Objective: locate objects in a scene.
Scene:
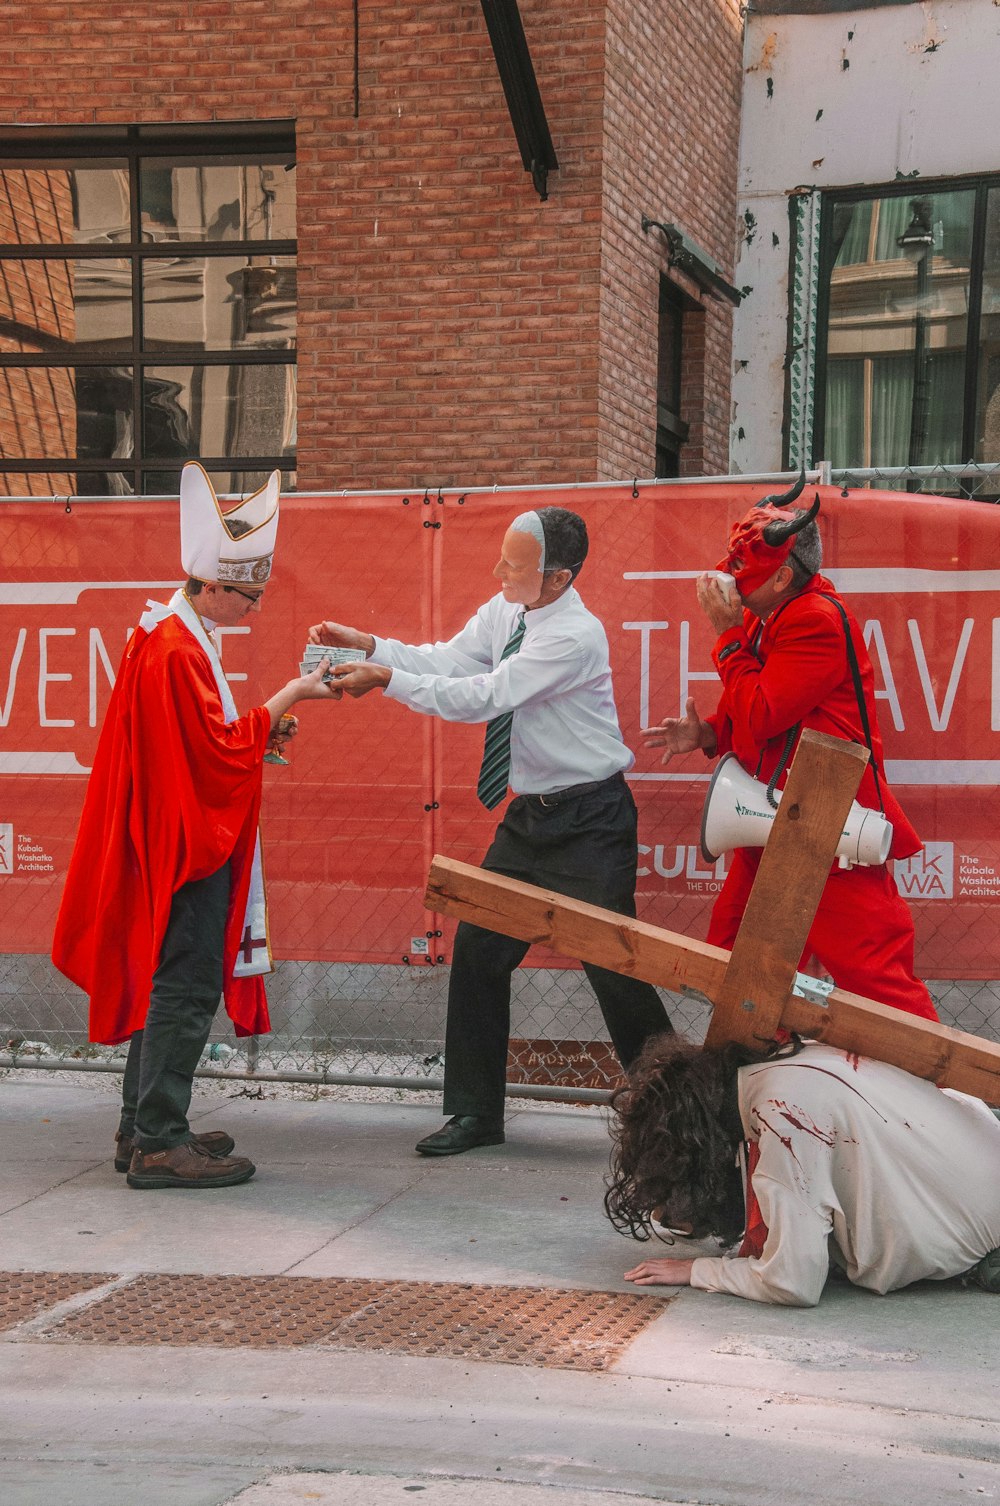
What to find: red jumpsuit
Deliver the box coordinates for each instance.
[706,574,937,1021]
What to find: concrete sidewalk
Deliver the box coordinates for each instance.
[1,1074,998,1506]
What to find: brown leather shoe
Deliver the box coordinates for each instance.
[114,1129,235,1173]
[126,1139,255,1190]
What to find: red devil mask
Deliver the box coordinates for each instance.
[717,473,821,595]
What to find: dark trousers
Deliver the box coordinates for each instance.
[442,774,673,1118]
[119,863,231,1151]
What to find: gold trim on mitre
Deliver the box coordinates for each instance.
[180,462,281,585]
[217,554,274,584]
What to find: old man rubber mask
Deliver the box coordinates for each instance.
[717,473,820,596]
[496,510,547,606]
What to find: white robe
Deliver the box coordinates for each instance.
[690,1043,1000,1307]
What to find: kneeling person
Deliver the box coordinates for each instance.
[606,1035,1000,1306]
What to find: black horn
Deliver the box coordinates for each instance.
[756,467,807,511]
[761,492,821,546]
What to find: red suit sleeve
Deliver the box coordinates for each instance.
[710,607,847,746]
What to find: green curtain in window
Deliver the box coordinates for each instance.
[824,360,864,469]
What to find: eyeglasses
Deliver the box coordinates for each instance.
[223,584,265,606]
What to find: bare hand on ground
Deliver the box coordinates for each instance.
[624,1257,694,1287]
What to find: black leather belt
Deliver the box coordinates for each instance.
[523,771,624,809]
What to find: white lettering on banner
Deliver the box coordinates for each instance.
[637,843,728,885]
[862,619,905,731]
[37,628,75,729]
[907,618,973,732]
[1,629,27,727]
[955,849,1000,900]
[0,581,177,607]
[894,843,954,900]
[0,826,55,876]
[623,567,1000,781]
[678,619,720,718]
[216,624,250,682]
[0,602,252,752]
[621,622,669,728]
[88,629,116,728]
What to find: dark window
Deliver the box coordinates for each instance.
[0,124,296,496]
[814,178,1000,475]
[655,278,690,478]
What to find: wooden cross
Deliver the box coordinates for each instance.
[424,729,1000,1106]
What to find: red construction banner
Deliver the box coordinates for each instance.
[1,482,999,980]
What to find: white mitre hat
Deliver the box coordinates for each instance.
[180,462,281,586]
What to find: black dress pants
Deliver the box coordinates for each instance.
[119,862,231,1151]
[442,774,673,1119]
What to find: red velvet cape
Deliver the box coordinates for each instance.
[52,613,272,1045]
[707,574,921,860]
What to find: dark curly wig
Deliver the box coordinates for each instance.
[604,1033,768,1245]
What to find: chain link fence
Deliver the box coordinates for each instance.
[830,461,1000,501]
[2,477,999,1097]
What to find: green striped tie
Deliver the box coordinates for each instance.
[477,613,526,809]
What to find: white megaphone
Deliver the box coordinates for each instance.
[700,753,893,868]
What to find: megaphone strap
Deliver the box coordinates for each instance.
[817,592,885,816]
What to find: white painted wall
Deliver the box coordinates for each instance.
[731,0,1000,472]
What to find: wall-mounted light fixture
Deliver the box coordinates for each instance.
[641,216,743,306]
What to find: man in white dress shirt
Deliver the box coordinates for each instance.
[606,1035,1000,1306]
[308,506,672,1155]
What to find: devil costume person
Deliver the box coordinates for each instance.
[704,478,937,1020]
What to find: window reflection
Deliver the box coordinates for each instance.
[0,469,77,497]
[142,364,296,460]
[976,190,1000,462]
[142,467,295,496]
[0,136,295,494]
[139,160,295,243]
[0,365,133,460]
[0,165,130,245]
[0,257,132,353]
[824,190,973,469]
[142,255,295,351]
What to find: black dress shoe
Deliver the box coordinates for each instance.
[415,1115,505,1157]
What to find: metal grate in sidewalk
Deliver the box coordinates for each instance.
[0,1271,113,1330]
[43,1273,672,1371]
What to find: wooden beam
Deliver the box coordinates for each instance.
[424,857,1000,1105]
[705,729,869,1048]
[424,856,732,999]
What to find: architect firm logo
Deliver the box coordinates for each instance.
[894,842,953,901]
[0,824,12,876]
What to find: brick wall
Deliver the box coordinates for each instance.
[0,0,742,489]
[599,0,744,478]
